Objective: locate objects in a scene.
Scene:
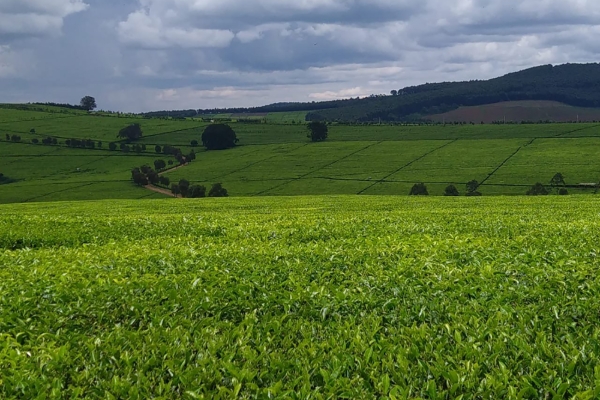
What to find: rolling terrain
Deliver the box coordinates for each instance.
[2,105,600,203]
[426,101,600,123]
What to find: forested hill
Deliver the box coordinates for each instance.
[143,63,600,121]
[307,63,600,122]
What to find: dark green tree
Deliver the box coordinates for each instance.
[189,185,207,198]
[202,124,238,150]
[550,173,566,188]
[171,184,181,196]
[154,160,167,171]
[307,121,328,142]
[159,176,170,187]
[409,183,428,196]
[191,140,199,147]
[109,142,117,151]
[208,183,228,197]
[117,123,143,141]
[466,180,482,196]
[155,145,162,153]
[179,179,190,197]
[80,96,97,111]
[527,182,549,196]
[444,184,459,196]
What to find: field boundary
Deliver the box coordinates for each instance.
[357,139,457,195]
[554,124,600,137]
[479,138,536,186]
[255,141,383,196]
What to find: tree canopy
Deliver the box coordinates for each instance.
[80,96,97,112]
[118,123,143,141]
[307,121,328,142]
[202,124,238,150]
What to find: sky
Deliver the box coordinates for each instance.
[1,0,599,113]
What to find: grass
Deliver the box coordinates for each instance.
[2,196,600,398]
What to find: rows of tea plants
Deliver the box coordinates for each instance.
[2,196,600,398]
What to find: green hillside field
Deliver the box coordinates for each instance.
[2,196,600,398]
[2,106,600,203]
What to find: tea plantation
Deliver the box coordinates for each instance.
[2,196,600,398]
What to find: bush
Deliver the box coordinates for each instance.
[444,184,459,196]
[559,188,569,195]
[109,142,117,151]
[527,182,549,196]
[31,138,39,144]
[155,145,162,153]
[208,183,228,197]
[202,124,238,150]
[409,183,428,196]
[191,140,199,147]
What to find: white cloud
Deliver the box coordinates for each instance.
[118,10,234,48]
[0,0,88,38]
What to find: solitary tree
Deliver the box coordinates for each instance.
[550,173,566,188]
[80,96,97,112]
[466,180,482,196]
[202,124,238,150]
[409,183,428,196]
[390,90,398,96]
[154,159,167,171]
[307,121,328,142]
[527,182,549,196]
[117,123,143,141]
[444,184,460,196]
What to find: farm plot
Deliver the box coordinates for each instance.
[1,196,600,398]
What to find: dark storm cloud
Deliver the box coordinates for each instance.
[1,0,600,111]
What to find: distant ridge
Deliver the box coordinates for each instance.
[143,63,600,122]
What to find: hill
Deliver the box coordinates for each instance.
[2,105,600,203]
[2,196,600,397]
[426,100,600,123]
[141,63,600,122]
[306,63,600,122]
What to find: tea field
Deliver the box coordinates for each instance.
[2,196,600,398]
[3,106,600,203]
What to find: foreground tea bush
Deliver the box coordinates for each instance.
[1,196,600,399]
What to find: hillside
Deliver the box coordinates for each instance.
[306,63,600,122]
[2,106,600,203]
[426,100,600,123]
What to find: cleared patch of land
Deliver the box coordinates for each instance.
[427,100,600,123]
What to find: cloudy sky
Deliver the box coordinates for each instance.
[1,0,599,112]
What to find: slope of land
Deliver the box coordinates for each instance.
[2,196,600,397]
[305,63,600,122]
[426,100,600,123]
[3,106,600,203]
